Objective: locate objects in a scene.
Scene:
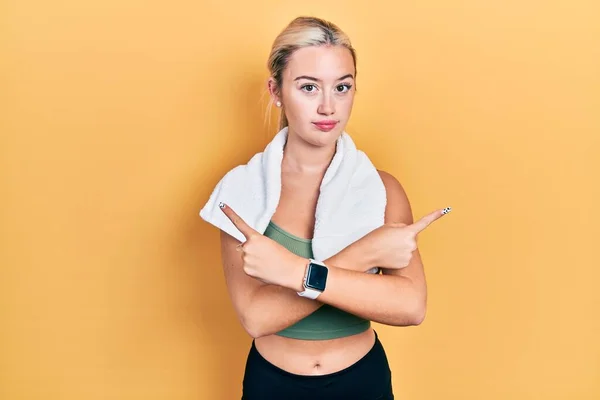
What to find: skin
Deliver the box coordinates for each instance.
[218,44,450,375]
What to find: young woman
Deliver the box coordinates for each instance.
[217,16,450,400]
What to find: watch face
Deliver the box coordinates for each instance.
[306,263,328,291]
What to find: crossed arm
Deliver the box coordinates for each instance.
[219,170,427,338]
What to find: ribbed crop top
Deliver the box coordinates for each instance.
[263,220,371,340]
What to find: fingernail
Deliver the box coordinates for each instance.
[219,202,225,209]
[442,207,452,215]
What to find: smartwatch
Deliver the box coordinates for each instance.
[297,259,329,300]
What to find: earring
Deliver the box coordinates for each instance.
[276,101,282,107]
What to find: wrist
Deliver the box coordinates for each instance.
[284,256,309,292]
[346,237,380,272]
[364,234,383,270]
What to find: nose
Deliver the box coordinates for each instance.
[317,92,335,116]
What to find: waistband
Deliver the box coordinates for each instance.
[249,330,383,381]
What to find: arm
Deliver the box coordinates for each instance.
[220,228,377,338]
[283,170,428,327]
[219,170,439,337]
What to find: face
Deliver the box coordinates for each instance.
[270,45,356,147]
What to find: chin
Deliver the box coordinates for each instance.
[306,130,342,147]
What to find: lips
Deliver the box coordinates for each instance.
[313,121,338,132]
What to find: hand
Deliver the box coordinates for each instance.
[219,202,306,290]
[364,207,451,270]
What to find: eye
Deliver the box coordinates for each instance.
[301,84,317,93]
[335,84,352,93]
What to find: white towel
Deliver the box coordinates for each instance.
[199,127,387,271]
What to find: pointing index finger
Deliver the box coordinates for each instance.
[219,202,257,239]
[408,207,452,234]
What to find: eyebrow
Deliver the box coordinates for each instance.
[294,74,354,82]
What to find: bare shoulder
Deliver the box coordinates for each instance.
[377,169,414,225]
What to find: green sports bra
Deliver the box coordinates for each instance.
[263,220,371,340]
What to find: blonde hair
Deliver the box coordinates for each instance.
[266,16,357,131]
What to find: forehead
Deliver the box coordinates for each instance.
[284,45,355,81]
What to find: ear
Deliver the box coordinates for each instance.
[267,77,280,104]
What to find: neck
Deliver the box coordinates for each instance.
[281,126,338,175]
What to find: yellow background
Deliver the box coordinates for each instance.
[2,1,599,399]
